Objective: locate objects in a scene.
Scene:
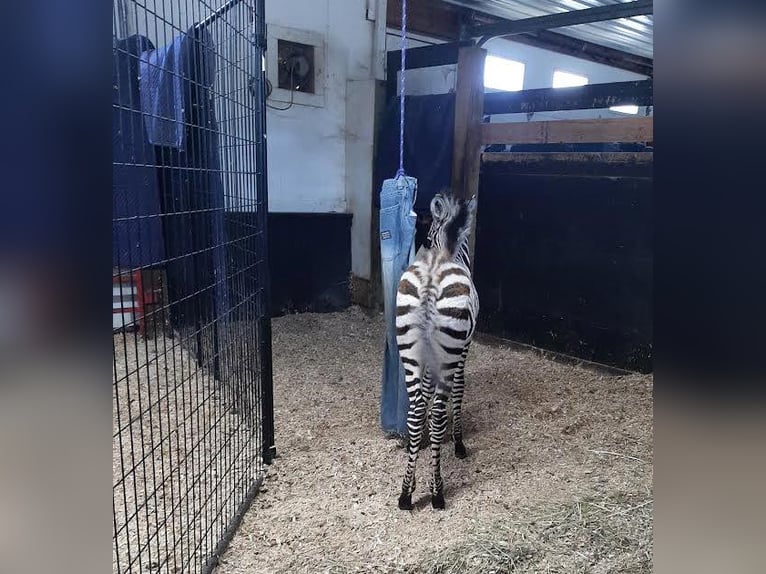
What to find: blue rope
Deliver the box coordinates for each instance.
[396,0,407,178]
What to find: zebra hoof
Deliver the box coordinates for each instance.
[454,441,467,459]
[431,492,445,510]
[398,492,413,510]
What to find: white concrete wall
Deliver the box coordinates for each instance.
[345,79,377,279]
[265,0,375,214]
[266,1,380,281]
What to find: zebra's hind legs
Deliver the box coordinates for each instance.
[398,477,415,510]
[452,356,469,460]
[429,393,449,510]
[431,489,445,510]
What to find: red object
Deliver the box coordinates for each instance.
[112,270,142,333]
[113,269,164,334]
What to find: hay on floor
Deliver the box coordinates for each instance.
[215,307,653,573]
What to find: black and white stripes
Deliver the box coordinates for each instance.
[395,192,479,510]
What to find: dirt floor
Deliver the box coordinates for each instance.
[215,307,653,574]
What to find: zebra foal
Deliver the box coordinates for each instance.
[395,192,479,510]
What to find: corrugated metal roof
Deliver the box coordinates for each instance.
[443,0,653,58]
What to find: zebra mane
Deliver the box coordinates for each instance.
[428,191,476,264]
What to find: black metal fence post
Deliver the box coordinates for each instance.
[254,0,276,465]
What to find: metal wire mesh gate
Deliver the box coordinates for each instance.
[112,1,273,572]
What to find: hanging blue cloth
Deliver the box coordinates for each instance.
[379,0,416,438]
[112,34,165,269]
[379,175,417,437]
[141,27,229,373]
[138,30,212,150]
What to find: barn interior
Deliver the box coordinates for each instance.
[112,1,654,572]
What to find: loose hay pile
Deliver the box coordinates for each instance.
[414,493,652,573]
[215,307,653,573]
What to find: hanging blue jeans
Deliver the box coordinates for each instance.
[379,175,417,437]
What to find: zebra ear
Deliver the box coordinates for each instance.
[467,196,478,215]
[431,195,446,220]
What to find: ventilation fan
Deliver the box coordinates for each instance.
[248,45,314,101]
[277,40,315,94]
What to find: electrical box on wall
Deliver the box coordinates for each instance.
[267,25,325,108]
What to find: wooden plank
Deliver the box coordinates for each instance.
[481,152,653,177]
[482,152,653,164]
[387,0,463,41]
[451,47,486,199]
[386,41,473,73]
[483,80,653,115]
[450,46,486,267]
[480,117,653,145]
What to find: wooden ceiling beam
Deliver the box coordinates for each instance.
[386,0,463,41]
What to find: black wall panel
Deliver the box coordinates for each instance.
[227,212,352,317]
[475,158,652,372]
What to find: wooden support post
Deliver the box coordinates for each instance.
[450,46,486,267]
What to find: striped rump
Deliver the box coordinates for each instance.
[394,192,479,510]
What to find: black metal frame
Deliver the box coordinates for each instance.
[484,79,653,115]
[195,0,252,30]
[468,0,654,45]
[384,1,654,89]
[504,29,653,77]
[253,0,276,468]
[383,42,652,116]
[112,0,273,572]
[432,0,653,75]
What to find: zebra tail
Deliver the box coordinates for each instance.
[420,289,443,392]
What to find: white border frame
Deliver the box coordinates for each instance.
[266,24,326,108]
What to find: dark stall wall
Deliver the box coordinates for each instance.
[370,93,456,307]
[374,93,455,213]
[226,212,352,317]
[474,156,653,373]
[372,89,652,372]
